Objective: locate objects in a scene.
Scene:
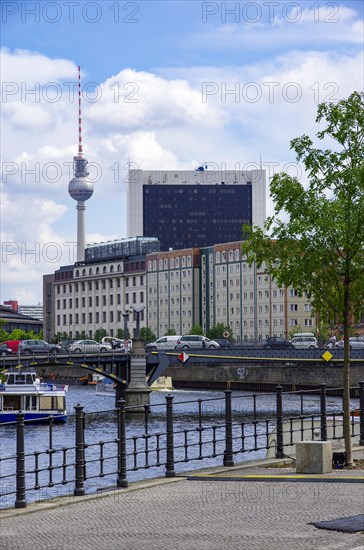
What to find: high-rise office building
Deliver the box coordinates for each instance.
[127,169,266,251]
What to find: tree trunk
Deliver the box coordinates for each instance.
[342,283,352,466]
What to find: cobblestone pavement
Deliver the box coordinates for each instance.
[1,465,363,550]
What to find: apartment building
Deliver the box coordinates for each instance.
[43,237,159,341]
[146,242,317,340]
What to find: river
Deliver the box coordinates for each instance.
[0,386,358,509]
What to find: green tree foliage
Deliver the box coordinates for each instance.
[139,327,156,343]
[116,329,126,340]
[206,323,232,340]
[242,91,364,465]
[165,328,177,336]
[94,328,107,342]
[189,325,203,335]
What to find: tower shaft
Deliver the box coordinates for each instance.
[76,201,86,262]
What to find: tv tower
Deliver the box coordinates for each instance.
[68,66,94,263]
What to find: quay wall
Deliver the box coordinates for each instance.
[165,362,364,391]
[16,360,364,391]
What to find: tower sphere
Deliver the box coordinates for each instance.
[68,175,94,201]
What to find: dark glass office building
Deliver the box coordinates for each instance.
[143,184,252,251]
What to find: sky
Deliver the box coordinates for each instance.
[1,0,363,305]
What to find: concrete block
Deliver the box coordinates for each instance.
[295,441,332,474]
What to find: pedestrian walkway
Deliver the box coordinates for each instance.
[1,449,363,550]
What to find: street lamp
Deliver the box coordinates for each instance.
[129,304,145,338]
[121,310,130,339]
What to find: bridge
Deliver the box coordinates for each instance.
[2,346,363,393]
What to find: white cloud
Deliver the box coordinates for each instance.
[1,40,363,303]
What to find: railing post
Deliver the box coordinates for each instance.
[276,385,284,458]
[117,399,128,487]
[15,412,26,508]
[74,404,85,496]
[320,383,327,441]
[359,380,364,446]
[165,395,175,477]
[224,389,234,466]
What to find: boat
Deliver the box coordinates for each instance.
[149,376,174,391]
[95,375,174,396]
[0,370,68,424]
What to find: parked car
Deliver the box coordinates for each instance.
[213,339,231,349]
[290,336,318,349]
[349,336,364,349]
[58,340,76,352]
[0,340,21,353]
[174,335,220,350]
[68,340,111,353]
[18,340,61,354]
[145,335,182,351]
[262,337,295,349]
[101,336,128,351]
[0,343,12,356]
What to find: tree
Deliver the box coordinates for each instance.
[189,325,203,335]
[139,327,156,343]
[206,323,232,340]
[165,328,177,336]
[242,91,364,466]
[94,328,107,342]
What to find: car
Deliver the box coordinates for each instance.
[174,335,220,350]
[213,339,231,349]
[349,336,364,349]
[145,335,182,351]
[0,340,22,353]
[58,340,77,352]
[67,340,111,353]
[290,336,318,349]
[0,343,12,356]
[262,337,295,349]
[18,340,61,354]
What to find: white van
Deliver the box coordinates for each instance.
[291,332,316,338]
[290,335,318,349]
[145,335,182,351]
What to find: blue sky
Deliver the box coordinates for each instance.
[1,0,363,304]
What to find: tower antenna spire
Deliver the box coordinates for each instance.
[68,64,94,263]
[78,65,83,157]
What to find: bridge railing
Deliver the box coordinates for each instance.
[0,382,363,509]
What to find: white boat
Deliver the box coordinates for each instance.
[266,416,360,458]
[0,370,68,424]
[95,375,174,396]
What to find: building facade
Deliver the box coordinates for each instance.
[43,237,159,341]
[127,169,266,250]
[146,242,317,340]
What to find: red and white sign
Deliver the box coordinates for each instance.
[178,351,189,364]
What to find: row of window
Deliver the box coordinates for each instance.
[148,255,193,271]
[56,276,144,295]
[57,310,145,326]
[75,265,122,277]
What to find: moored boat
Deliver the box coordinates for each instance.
[0,370,68,424]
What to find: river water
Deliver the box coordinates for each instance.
[0,386,358,509]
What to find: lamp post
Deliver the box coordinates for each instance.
[130,305,145,338]
[121,311,130,340]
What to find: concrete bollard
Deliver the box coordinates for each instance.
[295,441,332,474]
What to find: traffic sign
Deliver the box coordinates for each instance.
[178,351,189,364]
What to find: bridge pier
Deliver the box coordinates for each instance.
[123,338,151,412]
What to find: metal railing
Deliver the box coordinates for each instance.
[0,382,363,509]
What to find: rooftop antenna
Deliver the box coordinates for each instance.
[68,65,94,262]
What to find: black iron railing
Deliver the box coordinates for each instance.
[0,382,363,509]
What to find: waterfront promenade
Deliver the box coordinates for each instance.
[1,449,363,550]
